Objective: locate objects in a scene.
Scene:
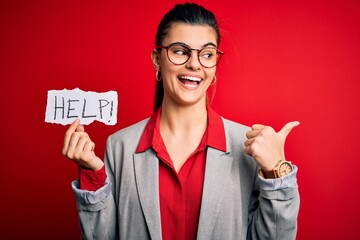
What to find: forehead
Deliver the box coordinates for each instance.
[163,23,218,47]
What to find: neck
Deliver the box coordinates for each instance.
[160,100,208,135]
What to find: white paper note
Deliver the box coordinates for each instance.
[45,88,118,125]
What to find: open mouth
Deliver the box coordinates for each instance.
[178,75,202,88]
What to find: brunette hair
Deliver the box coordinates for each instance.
[153,2,221,112]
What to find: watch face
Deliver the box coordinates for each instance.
[278,162,293,177]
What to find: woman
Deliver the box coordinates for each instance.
[63,3,300,240]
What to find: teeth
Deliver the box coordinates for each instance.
[179,76,202,82]
[184,83,198,88]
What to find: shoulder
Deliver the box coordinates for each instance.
[222,117,250,142]
[107,118,150,145]
[221,117,253,158]
[221,117,258,180]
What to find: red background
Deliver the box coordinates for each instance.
[1,0,359,239]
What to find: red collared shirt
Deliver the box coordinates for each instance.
[136,106,226,240]
[79,106,226,240]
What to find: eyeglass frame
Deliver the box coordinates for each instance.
[156,42,224,68]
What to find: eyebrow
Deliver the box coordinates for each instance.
[202,42,217,48]
[171,41,218,49]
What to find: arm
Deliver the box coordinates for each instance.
[244,121,300,239]
[63,119,117,240]
[72,176,117,240]
[247,166,300,240]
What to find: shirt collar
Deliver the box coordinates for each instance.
[136,105,226,153]
[207,106,227,152]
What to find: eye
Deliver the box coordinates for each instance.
[171,46,190,56]
[202,52,213,59]
[200,49,216,59]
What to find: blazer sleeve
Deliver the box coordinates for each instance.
[247,166,300,240]
[71,136,118,240]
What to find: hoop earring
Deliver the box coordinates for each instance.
[156,70,162,82]
[210,75,217,85]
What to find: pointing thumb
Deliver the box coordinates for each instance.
[279,121,300,140]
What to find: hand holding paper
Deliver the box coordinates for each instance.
[62,118,104,171]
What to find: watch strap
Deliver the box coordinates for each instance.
[260,168,277,179]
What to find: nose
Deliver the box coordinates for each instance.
[186,50,201,70]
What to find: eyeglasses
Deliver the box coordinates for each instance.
[156,42,224,68]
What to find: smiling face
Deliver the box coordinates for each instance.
[153,23,218,108]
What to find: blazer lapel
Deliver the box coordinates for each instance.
[197,147,234,239]
[133,149,162,240]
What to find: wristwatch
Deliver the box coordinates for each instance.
[260,160,293,179]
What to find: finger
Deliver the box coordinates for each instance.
[76,124,85,133]
[64,132,80,157]
[246,130,260,139]
[66,132,89,158]
[244,146,251,156]
[82,142,103,170]
[73,136,88,159]
[252,124,266,130]
[278,121,300,139]
[244,145,256,157]
[76,135,89,151]
[63,118,80,155]
[244,138,255,147]
[83,141,95,154]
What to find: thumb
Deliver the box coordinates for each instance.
[278,121,300,140]
[76,123,85,132]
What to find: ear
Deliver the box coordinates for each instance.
[151,49,160,71]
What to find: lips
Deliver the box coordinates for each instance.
[178,75,203,89]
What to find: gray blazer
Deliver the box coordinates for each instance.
[72,118,299,240]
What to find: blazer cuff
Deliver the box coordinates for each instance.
[72,176,111,205]
[258,165,298,191]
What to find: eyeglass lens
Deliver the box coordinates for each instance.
[167,44,220,68]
